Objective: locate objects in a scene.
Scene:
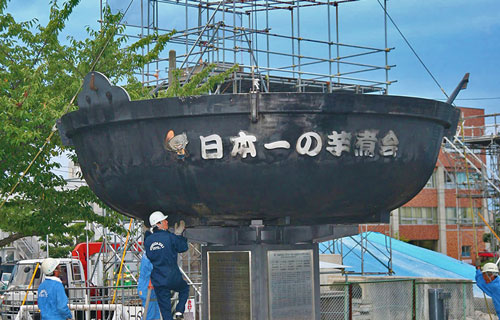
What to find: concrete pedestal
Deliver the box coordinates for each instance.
[186,223,357,320]
[202,243,320,320]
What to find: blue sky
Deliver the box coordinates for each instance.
[5,0,500,116]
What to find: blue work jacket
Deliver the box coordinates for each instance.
[145,228,188,288]
[476,269,500,315]
[37,277,72,320]
[138,255,157,300]
[138,255,161,320]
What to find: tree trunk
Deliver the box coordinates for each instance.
[0,232,25,248]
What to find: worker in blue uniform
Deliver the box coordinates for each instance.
[138,253,161,319]
[145,211,189,320]
[37,258,73,320]
[476,262,500,316]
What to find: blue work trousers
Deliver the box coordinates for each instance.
[155,280,190,320]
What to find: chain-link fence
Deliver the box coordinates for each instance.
[321,279,414,320]
[473,294,498,320]
[321,283,350,320]
[414,280,473,320]
[1,277,498,320]
[320,278,498,320]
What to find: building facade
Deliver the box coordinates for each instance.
[362,107,490,265]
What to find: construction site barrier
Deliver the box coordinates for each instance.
[1,279,497,320]
[0,284,200,320]
[320,278,497,320]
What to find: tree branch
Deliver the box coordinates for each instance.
[0,232,25,248]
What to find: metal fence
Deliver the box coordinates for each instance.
[320,279,498,320]
[473,294,498,320]
[0,284,200,320]
[320,279,414,320]
[1,279,498,320]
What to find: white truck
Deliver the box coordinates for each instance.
[0,258,86,320]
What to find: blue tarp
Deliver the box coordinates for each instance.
[320,232,483,296]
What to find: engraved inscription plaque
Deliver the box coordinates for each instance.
[208,251,251,320]
[268,250,314,320]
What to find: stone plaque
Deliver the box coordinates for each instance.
[208,251,251,320]
[268,250,314,320]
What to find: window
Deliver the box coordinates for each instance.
[446,208,458,224]
[5,250,15,262]
[444,171,456,189]
[462,246,471,257]
[425,171,436,188]
[9,263,43,288]
[446,207,481,225]
[399,207,437,225]
[59,264,69,287]
[444,171,482,190]
[72,262,82,281]
[455,172,482,189]
[461,208,473,224]
[1,272,10,283]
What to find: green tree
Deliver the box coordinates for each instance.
[0,0,235,256]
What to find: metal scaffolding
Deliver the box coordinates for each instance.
[319,229,394,276]
[103,0,394,276]
[439,113,500,255]
[460,113,500,252]
[105,0,393,94]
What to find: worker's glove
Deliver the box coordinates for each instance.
[174,220,185,235]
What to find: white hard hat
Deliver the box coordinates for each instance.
[482,262,499,274]
[149,211,168,226]
[41,258,60,276]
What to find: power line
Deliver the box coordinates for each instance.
[436,97,500,102]
[455,97,500,101]
[376,0,450,101]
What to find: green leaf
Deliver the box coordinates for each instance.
[0,1,237,250]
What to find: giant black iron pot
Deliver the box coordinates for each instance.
[58,72,459,227]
